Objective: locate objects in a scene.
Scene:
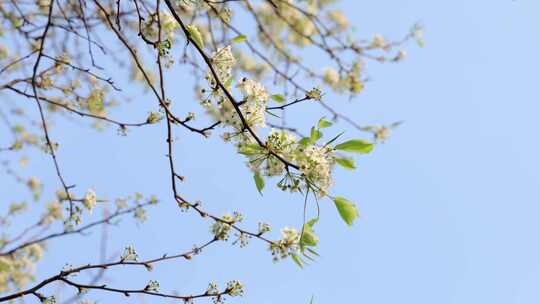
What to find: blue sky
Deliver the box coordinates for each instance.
[3,0,540,303]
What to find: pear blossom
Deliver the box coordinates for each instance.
[82,189,97,212]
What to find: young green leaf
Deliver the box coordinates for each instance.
[238,144,262,156]
[317,117,333,129]
[299,137,312,146]
[335,157,356,170]
[301,224,319,247]
[253,171,265,195]
[271,94,286,103]
[310,127,323,142]
[306,217,318,228]
[335,139,374,154]
[186,24,204,49]
[301,218,319,247]
[333,196,359,226]
[231,35,247,43]
[291,253,304,268]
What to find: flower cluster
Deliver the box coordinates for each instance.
[206,282,220,295]
[140,12,180,42]
[41,296,56,304]
[0,243,44,293]
[202,46,269,140]
[200,45,362,197]
[145,280,160,292]
[86,89,106,116]
[258,222,271,235]
[27,176,42,200]
[236,78,269,128]
[207,45,236,85]
[269,227,300,262]
[296,145,336,196]
[146,111,163,124]
[82,189,97,212]
[263,130,298,176]
[42,201,63,224]
[242,128,338,196]
[211,212,243,241]
[121,245,139,262]
[233,232,250,248]
[322,64,364,94]
[134,206,147,223]
[226,280,244,297]
[257,1,316,47]
[327,10,349,30]
[65,206,84,229]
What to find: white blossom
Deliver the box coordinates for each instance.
[41,296,56,304]
[209,45,236,83]
[121,245,139,262]
[206,282,219,295]
[226,280,244,297]
[236,78,269,128]
[211,214,234,240]
[323,68,340,87]
[262,130,297,176]
[296,145,335,196]
[370,33,386,49]
[145,280,160,292]
[82,189,97,212]
[269,227,301,262]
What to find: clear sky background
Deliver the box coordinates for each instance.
[3,0,540,303]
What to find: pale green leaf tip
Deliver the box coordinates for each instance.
[271,94,285,103]
[291,253,304,268]
[253,172,264,196]
[231,35,247,43]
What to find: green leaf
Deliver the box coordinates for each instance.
[291,253,304,268]
[333,196,359,226]
[310,127,322,142]
[271,94,286,103]
[186,24,204,49]
[317,117,333,129]
[306,217,318,228]
[300,218,319,248]
[253,171,265,195]
[299,137,312,146]
[231,34,247,43]
[309,296,315,304]
[301,225,319,247]
[335,157,356,170]
[335,139,374,154]
[238,144,262,156]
